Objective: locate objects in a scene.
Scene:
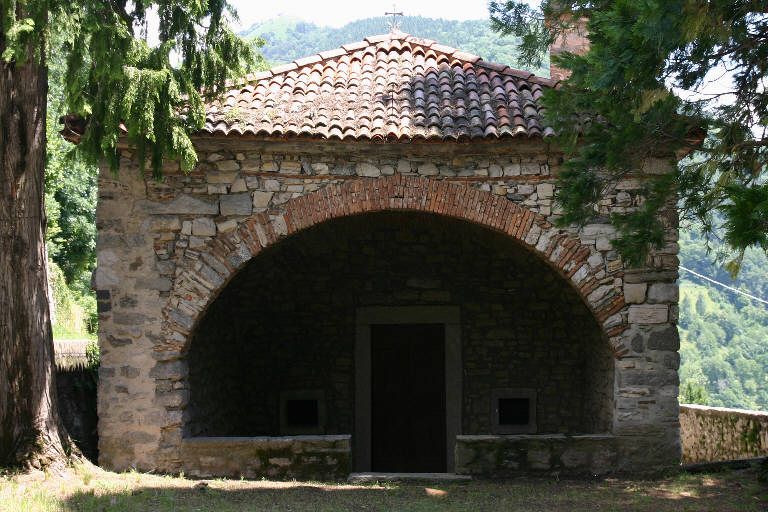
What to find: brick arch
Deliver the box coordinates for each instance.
[161,175,629,359]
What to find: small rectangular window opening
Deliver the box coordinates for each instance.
[280,390,326,435]
[498,397,530,426]
[491,388,536,434]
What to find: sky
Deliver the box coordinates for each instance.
[226,0,493,31]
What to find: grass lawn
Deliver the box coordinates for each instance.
[1,463,766,512]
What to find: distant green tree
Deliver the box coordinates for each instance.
[680,380,708,406]
[489,0,768,272]
[695,295,708,316]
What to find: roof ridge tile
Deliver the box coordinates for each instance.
[342,40,369,52]
[293,55,322,67]
[318,47,346,60]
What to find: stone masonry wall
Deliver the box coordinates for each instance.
[186,212,612,438]
[180,436,351,480]
[95,138,681,474]
[680,404,768,463]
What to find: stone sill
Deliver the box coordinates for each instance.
[182,435,351,444]
[457,433,615,441]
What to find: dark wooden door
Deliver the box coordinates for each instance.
[371,323,446,472]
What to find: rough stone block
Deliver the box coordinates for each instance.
[230,178,248,193]
[216,219,238,233]
[207,184,228,195]
[93,267,120,288]
[646,325,680,351]
[215,160,240,171]
[517,184,534,195]
[536,183,554,198]
[596,237,612,251]
[149,215,181,232]
[647,283,678,304]
[261,161,279,172]
[281,161,301,173]
[624,283,647,304]
[263,179,280,191]
[356,163,381,177]
[418,163,438,175]
[134,194,219,215]
[207,171,239,184]
[503,163,521,176]
[192,218,216,237]
[252,191,274,209]
[628,305,668,324]
[220,193,253,216]
[239,159,260,172]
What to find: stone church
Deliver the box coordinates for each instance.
[75,30,682,478]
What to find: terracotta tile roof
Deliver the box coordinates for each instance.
[205,30,557,141]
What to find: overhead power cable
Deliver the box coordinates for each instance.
[679,265,768,305]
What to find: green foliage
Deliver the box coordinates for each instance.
[490,0,768,270]
[45,28,97,296]
[2,0,261,179]
[678,228,768,411]
[240,15,548,76]
[48,261,96,340]
[680,380,708,406]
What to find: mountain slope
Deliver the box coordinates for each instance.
[678,229,768,410]
[240,15,549,77]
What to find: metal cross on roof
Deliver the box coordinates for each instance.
[385,4,403,32]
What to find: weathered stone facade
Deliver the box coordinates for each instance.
[95,138,681,477]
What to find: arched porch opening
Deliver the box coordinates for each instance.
[184,211,613,473]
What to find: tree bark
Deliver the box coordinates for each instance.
[0,9,72,469]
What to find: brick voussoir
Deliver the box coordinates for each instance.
[596,296,626,322]
[566,260,590,279]
[605,324,630,338]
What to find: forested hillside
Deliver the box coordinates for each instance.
[45,16,767,411]
[239,16,549,76]
[678,229,768,410]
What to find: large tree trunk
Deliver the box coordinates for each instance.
[0,10,71,469]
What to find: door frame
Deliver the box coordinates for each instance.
[355,306,462,473]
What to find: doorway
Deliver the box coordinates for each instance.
[355,306,461,473]
[371,323,446,472]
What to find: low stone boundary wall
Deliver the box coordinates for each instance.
[680,404,768,463]
[180,435,351,480]
[455,434,619,477]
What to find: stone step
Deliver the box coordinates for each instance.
[347,472,471,483]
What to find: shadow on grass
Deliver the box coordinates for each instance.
[58,472,768,512]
